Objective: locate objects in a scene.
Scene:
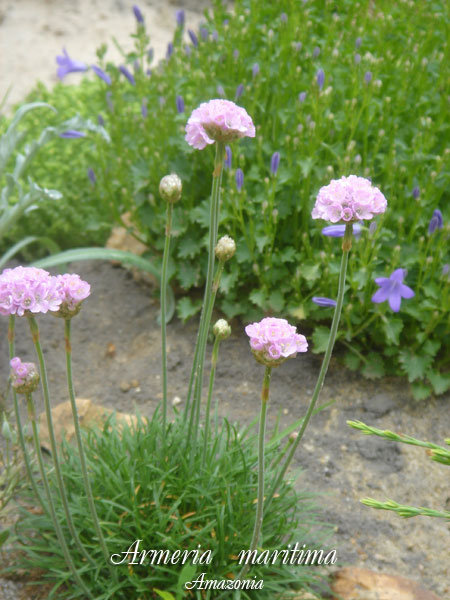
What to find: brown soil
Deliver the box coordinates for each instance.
[0,260,448,598]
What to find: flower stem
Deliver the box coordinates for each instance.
[27,315,94,566]
[161,201,174,432]
[237,366,271,581]
[266,222,352,510]
[8,316,47,510]
[25,393,94,599]
[185,142,225,443]
[202,336,220,465]
[64,319,114,574]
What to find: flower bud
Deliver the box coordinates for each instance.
[213,319,231,340]
[215,235,236,262]
[159,173,182,203]
[10,357,40,395]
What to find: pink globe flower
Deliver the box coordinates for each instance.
[54,273,91,318]
[185,99,255,150]
[10,356,40,394]
[0,266,62,316]
[245,317,308,367]
[312,175,387,223]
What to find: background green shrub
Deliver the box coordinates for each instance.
[2,0,448,398]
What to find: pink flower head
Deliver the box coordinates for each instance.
[54,273,91,318]
[312,175,387,223]
[185,99,255,150]
[10,356,40,394]
[245,317,308,367]
[0,266,62,316]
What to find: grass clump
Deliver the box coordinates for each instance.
[12,414,330,599]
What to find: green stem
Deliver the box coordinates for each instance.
[64,319,114,573]
[185,142,225,442]
[27,315,94,566]
[26,393,94,599]
[237,366,271,582]
[202,337,220,465]
[161,201,173,432]
[8,316,47,510]
[266,222,352,511]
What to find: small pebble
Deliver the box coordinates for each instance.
[283,408,289,415]
[130,379,139,388]
[120,381,131,392]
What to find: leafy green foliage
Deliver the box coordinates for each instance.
[2,0,449,398]
[13,416,330,599]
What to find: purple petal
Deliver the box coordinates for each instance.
[374,277,390,286]
[390,269,405,283]
[91,65,111,85]
[371,288,390,303]
[400,284,415,299]
[59,130,86,139]
[388,292,401,312]
[312,297,337,307]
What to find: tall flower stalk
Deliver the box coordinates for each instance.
[27,315,93,566]
[64,318,113,573]
[183,99,255,450]
[159,173,182,431]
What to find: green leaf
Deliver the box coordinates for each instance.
[178,262,199,289]
[31,247,161,280]
[269,289,285,312]
[176,563,197,597]
[0,529,9,548]
[344,351,361,371]
[361,353,385,379]
[153,590,175,600]
[312,326,330,354]
[176,297,202,322]
[177,235,199,259]
[0,236,60,270]
[249,289,266,309]
[411,382,432,401]
[299,157,314,178]
[427,370,450,395]
[300,262,320,282]
[423,339,440,357]
[279,246,297,263]
[255,233,269,252]
[399,349,433,382]
[382,318,404,346]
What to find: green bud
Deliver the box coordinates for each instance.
[213,319,231,340]
[159,173,182,203]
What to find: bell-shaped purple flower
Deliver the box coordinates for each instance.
[119,65,136,85]
[312,297,337,307]
[321,223,362,237]
[280,12,288,23]
[428,209,443,234]
[235,84,244,100]
[200,27,209,41]
[364,71,373,84]
[133,5,144,24]
[212,30,219,42]
[98,114,105,126]
[188,29,199,47]
[236,168,244,192]
[87,168,96,184]
[56,48,88,80]
[354,53,361,64]
[412,186,420,199]
[252,63,260,78]
[316,69,325,90]
[176,95,185,114]
[148,48,154,62]
[371,268,415,312]
[59,130,86,139]
[217,85,225,97]
[298,91,307,103]
[176,9,185,27]
[270,151,280,175]
[313,46,321,58]
[355,37,362,49]
[166,42,174,59]
[91,65,111,85]
[224,146,232,169]
[233,49,240,60]
[141,99,148,119]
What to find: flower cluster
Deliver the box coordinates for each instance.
[312,175,387,223]
[10,357,40,394]
[0,267,61,316]
[54,274,91,318]
[245,317,308,367]
[185,99,255,150]
[0,267,90,318]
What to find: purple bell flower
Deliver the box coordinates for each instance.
[312,297,337,307]
[252,63,260,78]
[176,95,185,114]
[235,168,244,192]
[87,168,96,184]
[316,69,325,90]
[91,65,111,85]
[119,65,136,85]
[176,10,185,27]
[298,91,307,103]
[133,5,144,24]
[59,130,86,139]
[371,268,415,312]
[235,84,244,100]
[224,146,232,169]
[321,223,362,237]
[56,48,88,80]
[270,152,280,175]
[188,30,199,47]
